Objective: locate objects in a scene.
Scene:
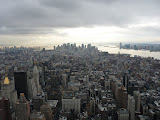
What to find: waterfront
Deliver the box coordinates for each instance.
[98,45,160,60]
[39,43,160,60]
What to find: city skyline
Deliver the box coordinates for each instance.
[1,0,160,46]
[1,1,160,119]
[1,43,160,119]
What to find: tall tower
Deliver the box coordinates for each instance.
[16,93,30,120]
[1,73,17,108]
[33,61,41,93]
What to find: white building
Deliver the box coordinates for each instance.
[33,62,41,93]
[28,63,41,99]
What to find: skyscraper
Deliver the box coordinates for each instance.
[117,86,128,109]
[133,91,141,112]
[32,93,47,111]
[40,103,52,120]
[89,98,95,116]
[120,42,122,49]
[1,74,17,108]
[122,73,129,91]
[28,62,41,99]
[33,62,41,93]
[0,96,12,120]
[14,72,28,99]
[128,95,135,120]
[16,93,30,120]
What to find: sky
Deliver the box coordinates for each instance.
[0,0,160,46]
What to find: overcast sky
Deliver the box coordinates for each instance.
[0,0,160,46]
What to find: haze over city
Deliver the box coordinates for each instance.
[1,0,160,46]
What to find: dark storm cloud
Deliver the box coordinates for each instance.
[0,0,160,34]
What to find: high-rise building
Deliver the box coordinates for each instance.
[105,80,110,90]
[16,93,30,120]
[133,91,141,112]
[115,81,122,102]
[62,74,67,88]
[62,98,81,116]
[14,72,28,99]
[28,62,41,99]
[117,86,128,109]
[41,63,46,87]
[27,75,37,99]
[32,93,47,111]
[42,48,45,52]
[29,56,34,67]
[82,44,84,48]
[53,46,56,50]
[87,44,91,49]
[89,98,96,116]
[101,109,108,120]
[33,62,41,94]
[118,108,129,120]
[122,73,129,91]
[1,74,17,108]
[40,103,52,120]
[120,42,122,49]
[0,96,12,120]
[128,95,135,120]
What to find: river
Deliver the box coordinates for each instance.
[46,43,160,60]
[97,45,160,60]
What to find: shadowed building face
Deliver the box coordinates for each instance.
[14,72,28,99]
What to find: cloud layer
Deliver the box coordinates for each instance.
[0,0,160,44]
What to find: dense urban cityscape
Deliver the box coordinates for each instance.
[120,43,160,52]
[1,0,160,119]
[0,43,159,120]
[0,0,160,120]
